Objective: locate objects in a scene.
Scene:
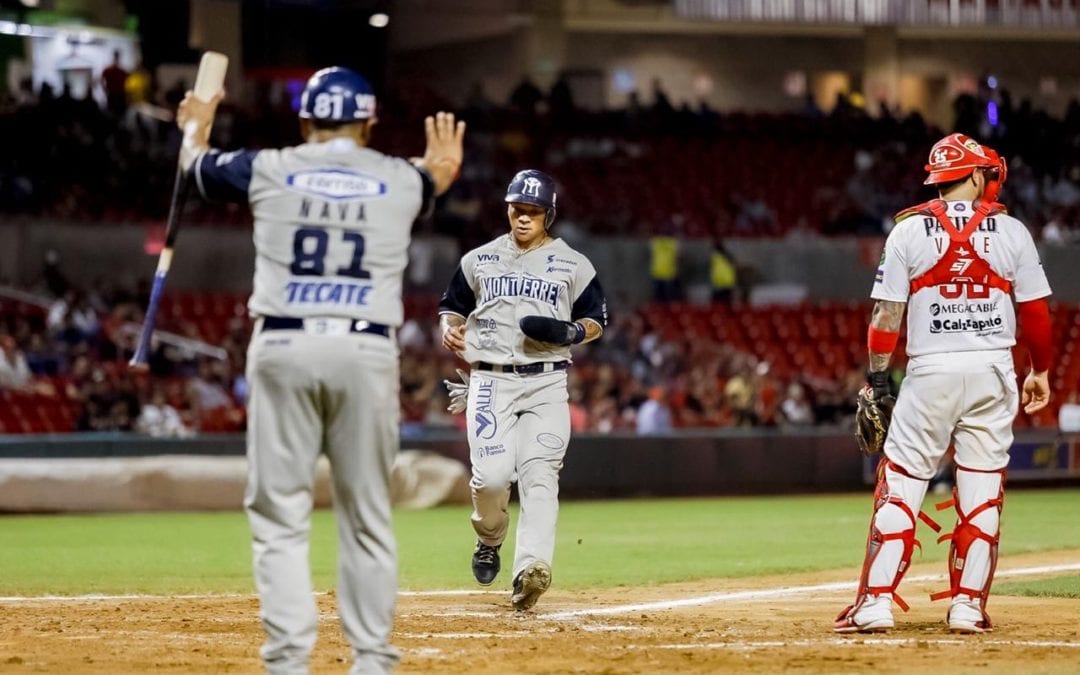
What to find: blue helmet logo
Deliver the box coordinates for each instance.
[299,66,376,122]
[505,169,557,227]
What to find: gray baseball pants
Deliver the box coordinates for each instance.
[245,326,400,674]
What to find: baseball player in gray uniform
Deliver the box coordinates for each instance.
[177,67,465,674]
[438,169,608,610]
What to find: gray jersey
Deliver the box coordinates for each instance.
[438,234,608,364]
[195,136,432,672]
[193,138,433,327]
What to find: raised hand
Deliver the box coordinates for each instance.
[421,111,465,196]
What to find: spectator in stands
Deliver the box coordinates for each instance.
[548,74,575,122]
[22,333,60,375]
[136,385,192,438]
[0,335,32,390]
[636,386,673,434]
[1058,392,1080,433]
[509,75,543,115]
[464,81,494,123]
[40,249,69,298]
[77,366,139,431]
[1046,165,1080,209]
[651,78,674,120]
[779,382,814,426]
[124,59,152,108]
[187,358,233,412]
[710,239,738,303]
[1041,212,1069,245]
[590,396,621,433]
[47,289,99,345]
[649,219,681,302]
[733,195,777,235]
[568,385,589,432]
[724,359,758,427]
[100,49,129,118]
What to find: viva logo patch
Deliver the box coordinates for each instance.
[287,169,387,200]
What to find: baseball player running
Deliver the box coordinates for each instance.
[177,67,465,674]
[438,169,608,610]
[836,133,1053,634]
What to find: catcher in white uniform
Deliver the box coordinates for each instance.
[179,67,465,674]
[836,133,1053,634]
[438,169,608,610]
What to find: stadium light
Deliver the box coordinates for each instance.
[369,13,389,28]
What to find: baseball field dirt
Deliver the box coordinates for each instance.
[3,549,1078,674]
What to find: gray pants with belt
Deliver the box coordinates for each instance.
[245,321,400,674]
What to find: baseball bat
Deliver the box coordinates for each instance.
[129,52,228,370]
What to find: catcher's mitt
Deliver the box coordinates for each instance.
[855,372,896,455]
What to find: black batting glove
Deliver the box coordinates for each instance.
[519,316,586,346]
[866,370,891,401]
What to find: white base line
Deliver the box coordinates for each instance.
[1,563,1076,609]
[542,563,1080,620]
[0,589,501,604]
[645,638,1080,650]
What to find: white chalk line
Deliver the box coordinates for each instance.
[400,589,503,597]
[640,638,1080,651]
[1,562,1076,616]
[400,631,540,639]
[541,563,1080,620]
[414,611,501,618]
[0,589,500,604]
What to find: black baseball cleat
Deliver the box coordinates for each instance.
[511,561,551,611]
[472,541,501,585]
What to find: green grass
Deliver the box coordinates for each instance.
[996,575,1080,599]
[0,489,1077,596]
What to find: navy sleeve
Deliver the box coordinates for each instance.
[414,166,436,219]
[192,149,258,203]
[439,265,476,317]
[571,276,609,327]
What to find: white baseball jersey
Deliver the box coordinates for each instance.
[438,234,608,364]
[873,200,1051,358]
[193,138,433,327]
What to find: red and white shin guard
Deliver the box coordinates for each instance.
[930,465,1005,633]
[835,461,940,633]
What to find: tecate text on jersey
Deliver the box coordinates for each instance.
[284,280,373,306]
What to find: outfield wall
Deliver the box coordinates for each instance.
[1,429,1077,512]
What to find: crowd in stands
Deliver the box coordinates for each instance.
[2,256,874,436]
[0,258,247,435]
[3,65,1080,435]
[3,68,1080,246]
[3,269,1075,435]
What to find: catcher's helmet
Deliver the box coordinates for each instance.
[505,169,557,227]
[299,67,376,122]
[924,133,1006,186]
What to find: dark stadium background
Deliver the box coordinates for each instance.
[1,0,1079,490]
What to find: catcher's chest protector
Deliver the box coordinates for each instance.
[906,199,1011,299]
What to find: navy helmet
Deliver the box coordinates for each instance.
[505,169,557,227]
[299,67,376,122]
